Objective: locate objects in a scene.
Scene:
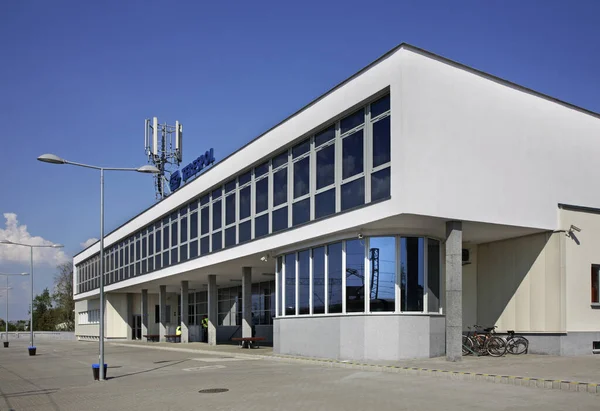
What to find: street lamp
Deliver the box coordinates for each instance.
[38,153,159,381]
[0,240,63,354]
[0,272,29,348]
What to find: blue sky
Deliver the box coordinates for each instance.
[0,0,598,319]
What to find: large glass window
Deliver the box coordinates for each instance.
[345,239,365,313]
[401,237,424,312]
[428,239,441,312]
[239,186,251,220]
[277,256,283,316]
[341,109,364,134]
[371,168,390,202]
[328,242,343,313]
[212,200,222,230]
[369,237,395,312]
[292,198,310,226]
[316,144,335,189]
[298,250,310,314]
[190,212,198,239]
[312,247,325,314]
[272,206,288,233]
[273,169,287,207]
[255,177,269,214]
[201,207,209,235]
[255,214,268,238]
[315,188,335,219]
[341,177,364,211]
[239,220,251,243]
[372,116,391,167]
[225,193,236,226]
[285,254,296,315]
[315,125,335,148]
[293,157,309,198]
[212,231,222,252]
[342,130,364,179]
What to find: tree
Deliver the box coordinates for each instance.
[53,262,74,331]
[32,288,57,331]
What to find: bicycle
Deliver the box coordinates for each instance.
[505,330,529,355]
[462,325,507,357]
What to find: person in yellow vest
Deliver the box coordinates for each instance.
[202,315,208,343]
[175,325,182,338]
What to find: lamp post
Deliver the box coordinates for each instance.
[38,153,159,381]
[0,272,29,347]
[0,240,62,353]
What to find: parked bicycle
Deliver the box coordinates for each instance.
[462,325,507,357]
[504,330,529,355]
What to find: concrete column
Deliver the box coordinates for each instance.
[159,285,167,342]
[242,267,252,338]
[445,221,463,362]
[208,275,217,346]
[180,281,189,343]
[141,289,148,339]
[126,293,134,340]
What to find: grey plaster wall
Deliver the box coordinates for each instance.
[497,332,600,356]
[1,332,76,341]
[274,315,445,361]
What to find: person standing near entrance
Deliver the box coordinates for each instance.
[201,315,208,343]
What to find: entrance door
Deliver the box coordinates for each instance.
[133,315,142,340]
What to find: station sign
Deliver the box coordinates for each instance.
[169,148,215,192]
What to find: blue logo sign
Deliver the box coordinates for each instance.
[169,148,215,192]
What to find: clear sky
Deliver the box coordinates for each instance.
[0,0,598,319]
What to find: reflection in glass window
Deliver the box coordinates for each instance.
[346,239,365,313]
[341,109,364,134]
[342,130,364,179]
[312,247,325,314]
[171,248,178,265]
[226,194,236,225]
[200,194,210,205]
[371,95,390,118]
[328,242,343,313]
[298,250,310,314]
[285,254,296,315]
[273,151,288,169]
[239,220,251,243]
[315,125,335,147]
[225,227,236,247]
[401,237,424,312]
[341,177,364,211]
[292,198,310,226]
[212,187,222,200]
[255,161,269,177]
[293,157,309,198]
[225,179,236,193]
[180,244,188,262]
[190,240,198,259]
[190,212,198,239]
[171,221,178,247]
[369,237,395,312]
[200,236,209,255]
[180,217,187,242]
[201,207,209,235]
[155,253,161,270]
[315,188,335,219]
[316,144,335,189]
[292,138,310,158]
[371,168,390,202]
[255,178,269,213]
[212,231,222,252]
[428,239,441,312]
[239,170,251,186]
[239,186,251,220]
[273,169,287,207]
[212,200,222,230]
[162,250,169,267]
[255,214,268,238]
[272,206,288,233]
[373,116,391,167]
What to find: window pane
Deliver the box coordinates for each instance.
[212,187,222,200]
[255,178,269,213]
[226,194,236,225]
[316,144,335,189]
[292,138,310,158]
[190,212,198,239]
[212,231,222,252]
[148,258,154,272]
[371,94,390,118]
[373,116,391,167]
[171,221,178,247]
[163,251,169,266]
[401,237,424,312]
[341,109,364,134]
[273,168,287,206]
[163,226,169,249]
[312,247,325,314]
[201,207,209,235]
[298,250,310,314]
[190,240,198,259]
[225,227,236,247]
[239,186,251,220]
[272,206,288,233]
[315,188,335,219]
[200,236,210,255]
[239,170,251,186]
[428,239,441,312]
[142,237,147,258]
[189,200,198,211]
[273,151,288,169]
[136,240,140,261]
[369,237,395,312]
[315,125,335,147]
[592,266,599,303]
[346,239,365,313]
[148,234,154,255]
[255,161,269,177]
[180,244,188,262]
[180,217,188,242]
[239,220,251,243]
[171,248,178,265]
[200,194,210,205]
[255,214,269,238]
[293,157,309,198]
[155,254,161,270]
[285,254,296,315]
[212,200,222,230]
[342,130,364,179]
[276,257,283,316]
[371,168,390,202]
[292,198,310,226]
[341,178,364,211]
[225,179,236,193]
[328,242,343,313]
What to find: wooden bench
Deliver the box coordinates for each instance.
[164,334,181,343]
[231,337,266,349]
[143,334,159,342]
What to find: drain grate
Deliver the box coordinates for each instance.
[199,388,229,394]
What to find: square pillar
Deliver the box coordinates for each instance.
[141,289,148,339]
[126,293,134,340]
[445,221,463,362]
[159,285,167,342]
[180,281,189,343]
[208,275,217,346]
[242,267,252,338]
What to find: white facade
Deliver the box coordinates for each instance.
[73,44,600,359]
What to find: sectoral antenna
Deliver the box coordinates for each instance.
[144,117,183,200]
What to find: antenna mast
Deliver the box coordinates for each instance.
[144,117,183,200]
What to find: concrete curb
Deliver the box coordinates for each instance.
[109,343,599,395]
